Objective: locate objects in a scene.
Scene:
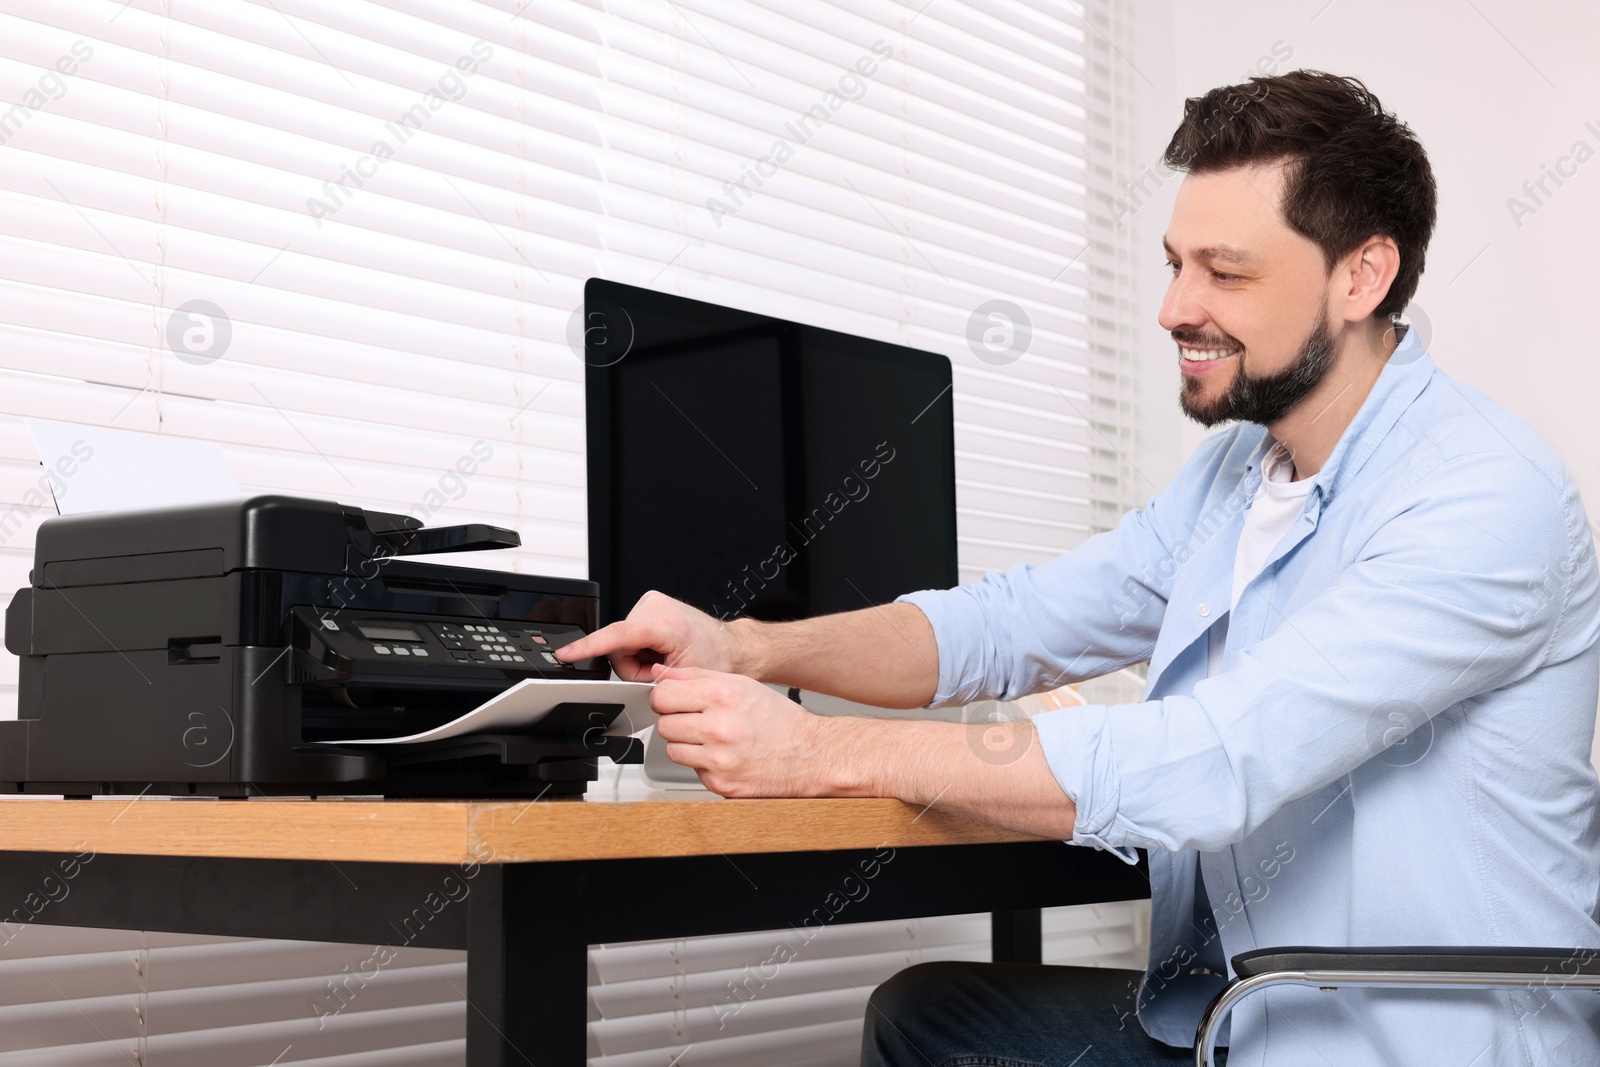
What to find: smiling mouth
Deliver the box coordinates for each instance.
[1178,345,1240,363]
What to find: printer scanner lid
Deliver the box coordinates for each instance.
[28,495,567,588]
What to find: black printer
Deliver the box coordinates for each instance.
[1,495,642,798]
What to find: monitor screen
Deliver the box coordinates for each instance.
[584,279,957,626]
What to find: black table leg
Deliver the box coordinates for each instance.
[467,862,590,1066]
[991,907,1043,964]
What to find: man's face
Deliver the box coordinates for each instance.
[1159,162,1340,428]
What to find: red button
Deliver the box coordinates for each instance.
[533,636,547,645]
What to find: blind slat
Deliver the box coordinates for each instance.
[0,1,1147,1063]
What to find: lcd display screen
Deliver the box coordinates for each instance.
[356,622,423,643]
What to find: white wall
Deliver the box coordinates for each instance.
[1133,1,1600,760]
[1172,0,1600,480]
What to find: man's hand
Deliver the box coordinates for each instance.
[559,590,938,708]
[649,663,840,798]
[646,661,1078,838]
[556,591,750,681]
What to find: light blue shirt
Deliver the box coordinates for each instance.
[899,325,1600,1066]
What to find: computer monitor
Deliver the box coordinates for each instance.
[584,279,957,627]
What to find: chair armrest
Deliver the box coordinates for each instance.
[1195,945,1600,1066]
[1232,945,1600,979]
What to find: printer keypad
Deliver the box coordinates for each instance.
[409,620,582,669]
[431,623,476,651]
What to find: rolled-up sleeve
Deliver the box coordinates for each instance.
[1034,450,1600,854]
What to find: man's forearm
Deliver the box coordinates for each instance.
[731,602,941,709]
[813,715,1079,840]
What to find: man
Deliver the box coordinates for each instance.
[558,71,1600,1065]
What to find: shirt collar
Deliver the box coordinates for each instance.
[1242,322,1435,505]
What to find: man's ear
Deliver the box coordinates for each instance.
[1341,234,1401,324]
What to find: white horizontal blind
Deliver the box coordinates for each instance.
[0,0,1109,704]
[4,904,1147,1067]
[585,903,1149,1066]
[587,0,1115,583]
[0,925,467,1066]
[0,0,1145,1063]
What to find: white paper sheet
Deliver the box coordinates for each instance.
[312,678,658,746]
[24,418,242,515]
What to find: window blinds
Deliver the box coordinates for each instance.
[0,0,1119,640]
[0,924,469,1066]
[0,0,1148,1063]
[5,900,1146,1066]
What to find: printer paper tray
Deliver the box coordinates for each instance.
[310,678,657,746]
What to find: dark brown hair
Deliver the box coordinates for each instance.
[1162,70,1437,320]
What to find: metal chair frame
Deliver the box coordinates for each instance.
[1192,947,1600,1066]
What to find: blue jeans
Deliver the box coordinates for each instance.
[860,961,1227,1067]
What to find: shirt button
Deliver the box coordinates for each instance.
[1197,603,1211,617]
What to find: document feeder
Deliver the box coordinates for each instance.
[1,495,641,798]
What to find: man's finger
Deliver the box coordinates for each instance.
[555,621,633,661]
[649,663,712,682]
[663,740,710,769]
[649,676,723,715]
[562,618,671,662]
[655,711,709,745]
[609,657,656,683]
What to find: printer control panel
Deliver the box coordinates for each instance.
[293,607,601,676]
[423,619,578,669]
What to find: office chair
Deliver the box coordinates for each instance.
[1191,944,1600,1066]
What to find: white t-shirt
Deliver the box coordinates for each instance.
[1205,438,1312,677]
[1195,436,1314,984]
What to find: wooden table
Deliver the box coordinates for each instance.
[0,795,1150,1065]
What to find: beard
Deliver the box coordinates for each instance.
[1179,309,1338,428]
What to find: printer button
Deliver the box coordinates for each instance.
[452,651,470,661]
[374,646,391,655]
[412,648,428,657]
[469,652,486,661]
[321,618,341,631]
[392,647,411,656]
[517,641,535,652]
